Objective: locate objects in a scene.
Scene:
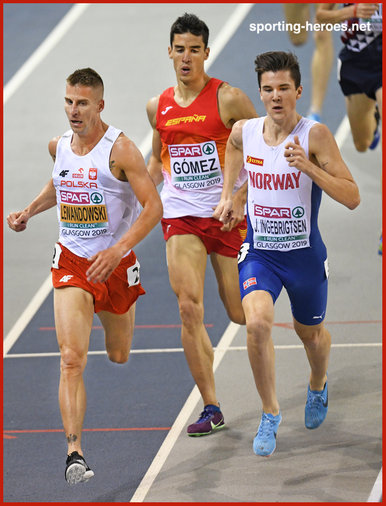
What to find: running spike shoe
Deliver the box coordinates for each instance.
[253,411,282,457]
[65,451,94,484]
[305,380,328,429]
[187,404,225,436]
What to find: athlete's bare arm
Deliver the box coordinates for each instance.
[86,134,163,283]
[218,83,258,128]
[316,3,379,23]
[6,136,60,232]
[146,95,164,186]
[216,84,257,228]
[213,119,248,225]
[283,123,360,209]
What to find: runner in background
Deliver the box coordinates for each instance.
[283,3,334,123]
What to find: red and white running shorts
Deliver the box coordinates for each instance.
[51,243,145,314]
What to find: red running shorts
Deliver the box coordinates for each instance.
[51,243,145,314]
[161,216,247,258]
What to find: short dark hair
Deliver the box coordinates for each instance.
[254,51,301,89]
[66,68,104,96]
[170,13,209,48]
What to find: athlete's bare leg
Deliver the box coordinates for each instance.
[283,3,310,45]
[310,26,333,116]
[166,234,218,407]
[375,87,382,118]
[210,252,245,324]
[243,290,280,415]
[293,319,330,391]
[98,303,136,364]
[54,286,94,456]
[345,93,378,152]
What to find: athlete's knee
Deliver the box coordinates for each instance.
[178,297,204,330]
[297,325,327,350]
[107,348,129,364]
[353,138,370,152]
[105,333,130,364]
[289,32,307,46]
[60,346,87,375]
[226,306,246,325]
[314,29,333,45]
[246,315,272,343]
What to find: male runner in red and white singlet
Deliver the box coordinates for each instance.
[146,13,257,436]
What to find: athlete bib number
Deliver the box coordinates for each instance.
[127,259,140,287]
[251,204,310,251]
[168,141,223,191]
[52,243,62,269]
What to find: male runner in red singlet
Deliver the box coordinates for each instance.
[146,13,257,436]
[7,68,162,483]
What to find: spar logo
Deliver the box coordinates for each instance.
[202,143,215,155]
[254,205,291,219]
[246,155,264,166]
[60,191,90,204]
[169,145,202,157]
[90,192,103,204]
[292,206,305,218]
[169,142,215,158]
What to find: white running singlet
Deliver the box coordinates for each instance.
[52,125,141,258]
[242,116,317,252]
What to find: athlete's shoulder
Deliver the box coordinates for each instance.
[308,121,333,141]
[218,82,258,124]
[146,95,161,127]
[218,82,248,105]
[48,135,62,160]
[307,120,335,154]
[112,131,135,154]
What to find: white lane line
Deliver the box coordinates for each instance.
[130,322,240,503]
[3,275,53,357]
[4,342,382,359]
[367,468,382,502]
[205,3,254,70]
[4,4,89,104]
[335,115,351,149]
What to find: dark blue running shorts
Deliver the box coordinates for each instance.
[238,242,328,326]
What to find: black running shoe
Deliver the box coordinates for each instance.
[65,451,94,484]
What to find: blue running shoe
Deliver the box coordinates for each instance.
[369,130,380,150]
[253,411,282,457]
[305,381,328,429]
[369,105,380,150]
[187,404,225,436]
[307,112,321,122]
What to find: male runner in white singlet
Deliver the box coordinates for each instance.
[213,52,360,457]
[7,68,163,483]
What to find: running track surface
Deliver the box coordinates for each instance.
[3,3,382,502]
